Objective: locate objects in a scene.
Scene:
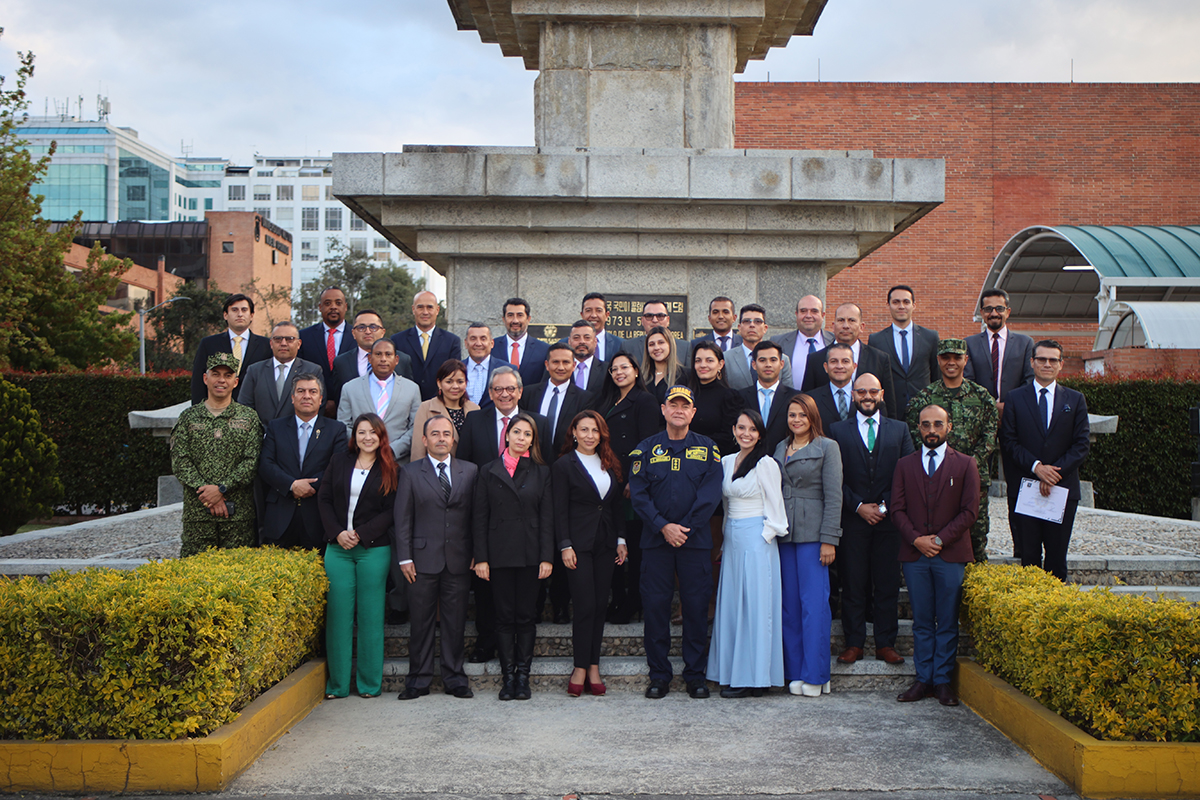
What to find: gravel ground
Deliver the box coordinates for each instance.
[2,498,1199,561]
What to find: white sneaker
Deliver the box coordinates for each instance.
[788,680,804,695]
[821,681,831,694]
[800,682,822,697]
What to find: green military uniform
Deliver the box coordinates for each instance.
[171,353,263,557]
[905,339,999,563]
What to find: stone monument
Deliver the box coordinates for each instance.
[333,1,944,336]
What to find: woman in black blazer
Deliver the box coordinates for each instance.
[596,352,661,623]
[317,412,398,699]
[472,413,553,701]
[553,411,626,697]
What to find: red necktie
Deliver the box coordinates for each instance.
[326,328,337,370]
[499,415,510,457]
[991,333,1001,394]
[510,341,520,368]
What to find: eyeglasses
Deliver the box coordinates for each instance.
[491,386,519,395]
[918,420,948,430]
[270,336,297,343]
[853,388,882,396]
[1033,356,1062,365]
[642,312,668,320]
[980,305,1009,314]
[740,318,766,326]
[353,324,384,332]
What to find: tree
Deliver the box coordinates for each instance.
[0,32,137,372]
[142,280,230,372]
[0,378,62,536]
[294,238,433,333]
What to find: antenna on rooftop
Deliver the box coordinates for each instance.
[97,94,111,121]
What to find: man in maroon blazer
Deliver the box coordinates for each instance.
[890,404,979,707]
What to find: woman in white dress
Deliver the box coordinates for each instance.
[707,410,787,697]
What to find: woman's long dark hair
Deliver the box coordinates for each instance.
[506,412,545,465]
[559,409,623,482]
[597,351,649,412]
[687,340,731,392]
[730,409,769,482]
[349,412,398,494]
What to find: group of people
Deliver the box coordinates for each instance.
[173,283,1090,704]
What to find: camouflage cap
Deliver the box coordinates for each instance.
[206,352,240,372]
[938,338,967,355]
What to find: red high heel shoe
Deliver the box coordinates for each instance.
[585,677,606,696]
[567,676,585,697]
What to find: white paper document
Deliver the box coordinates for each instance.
[1014,478,1069,524]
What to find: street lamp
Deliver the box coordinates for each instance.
[138,296,190,374]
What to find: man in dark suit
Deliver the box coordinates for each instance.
[827,373,914,666]
[802,302,898,418]
[891,404,979,707]
[493,297,549,387]
[773,294,835,391]
[999,340,1090,581]
[520,344,592,462]
[867,285,939,420]
[964,288,1036,407]
[688,296,741,361]
[257,372,347,548]
[808,342,856,433]
[392,290,462,401]
[626,299,672,357]
[577,292,629,363]
[298,286,355,416]
[394,414,478,700]
[331,308,412,411]
[736,340,799,452]
[567,320,607,397]
[238,321,324,426]
[464,322,507,409]
[190,293,272,404]
[455,367,551,662]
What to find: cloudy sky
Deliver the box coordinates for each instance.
[3,0,1200,163]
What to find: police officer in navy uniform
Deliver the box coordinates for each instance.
[629,385,724,699]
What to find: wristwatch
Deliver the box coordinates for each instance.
[217,484,228,495]
[932,535,943,547]
[877,501,887,516]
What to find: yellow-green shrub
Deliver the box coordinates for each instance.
[963,564,1200,742]
[0,547,327,741]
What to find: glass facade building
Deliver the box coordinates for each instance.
[118,149,171,221]
[40,163,108,221]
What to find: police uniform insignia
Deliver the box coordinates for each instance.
[632,460,641,475]
[686,446,708,461]
[712,445,721,461]
[650,443,670,464]
[670,458,681,471]
[630,449,643,457]
[652,445,667,457]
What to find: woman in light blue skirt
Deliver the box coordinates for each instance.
[707,410,787,697]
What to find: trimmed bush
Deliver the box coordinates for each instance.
[2,370,189,514]
[0,547,326,741]
[0,378,63,535]
[963,564,1200,742]
[1061,374,1200,520]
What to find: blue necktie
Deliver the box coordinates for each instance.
[1039,387,1050,432]
[298,422,311,463]
[807,337,817,354]
[899,329,910,372]
[927,449,937,476]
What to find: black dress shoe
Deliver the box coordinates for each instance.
[645,679,670,699]
[468,649,494,664]
[720,686,751,698]
[553,608,570,624]
[897,681,931,703]
[397,686,429,700]
[687,682,711,699]
[447,685,474,699]
[932,683,960,706]
[386,609,409,625]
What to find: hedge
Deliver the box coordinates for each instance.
[0,547,326,741]
[963,563,1200,742]
[1061,374,1200,520]
[2,371,189,514]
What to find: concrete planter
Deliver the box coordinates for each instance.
[0,659,325,793]
[956,659,1200,799]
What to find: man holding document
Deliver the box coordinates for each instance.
[999,340,1090,581]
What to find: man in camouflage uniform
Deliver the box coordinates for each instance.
[172,353,264,557]
[905,339,998,562]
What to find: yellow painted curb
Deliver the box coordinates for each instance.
[0,658,326,793]
[956,659,1200,799]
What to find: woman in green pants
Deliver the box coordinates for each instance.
[318,412,398,698]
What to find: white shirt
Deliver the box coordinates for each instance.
[791,332,825,389]
[892,323,913,367]
[574,355,595,388]
[495,408,519,450]
[923,442,948,475]
[539,380,570,430]
[576,450,612,499]
[1030,379,1058,472]
[356,347,371,377]
[856,409,882,450]
[346,467,369,531]
[755,380,780,419]
[505,333,528,365]
[272,356,295,376]
[466,357,490,404]
[594,330,607,362]
[848,340,862,385]
[227,328,249,359]
[720,455,788,542]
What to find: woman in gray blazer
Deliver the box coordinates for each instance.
[772,393,842,699]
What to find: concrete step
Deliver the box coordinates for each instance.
[1077,584,1200,602]
[990,555,1200,586]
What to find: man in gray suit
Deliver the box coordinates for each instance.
[336,338,422,460]
[724,303,793,391]
[773,295,835,391]
[964,288,1036,409]
[394,415,478,699]
[238,321,325,426]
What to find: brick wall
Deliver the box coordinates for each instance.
[735,82,1200,354]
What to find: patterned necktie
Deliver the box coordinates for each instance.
[326,328,337,370]
[275,363,289,401]
[232,335,244,371]
[376,378,389,414]
[499,415,511,456]
[438,461,451,501]
[1039,387,1050,431]
[298,422,311,464]
[837,388,849,420]
[510,341,520,368]
[991,333,1001,394]
[866,417,876,452]
[420,331,430,359]
[927,448,937,476]
[574,361,586,389]
[899,329,910,372]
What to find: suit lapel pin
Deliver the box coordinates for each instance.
[315,427,321,439]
